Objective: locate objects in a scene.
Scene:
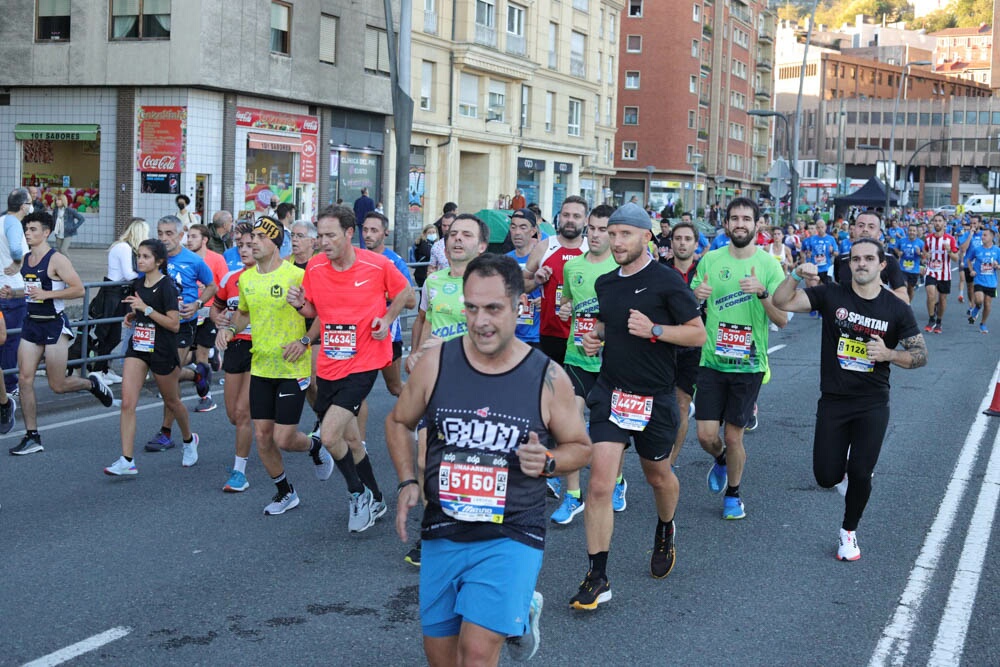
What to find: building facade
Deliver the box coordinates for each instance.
[0,0,394,245]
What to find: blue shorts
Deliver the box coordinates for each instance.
[22,313,75,346]
[420,537,543,638]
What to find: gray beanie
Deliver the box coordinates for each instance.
[608,202,652,231]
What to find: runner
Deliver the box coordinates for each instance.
[967,227,999,333]
[286,205,413,531]
[386,253,591,665]
[834,212,909,302]
[506,208,542,347]
[7,211,114,456]
[104,240,198,476]
[690,197,787,520]
[0,311,14,435]
[572,203,705,609]
[922,213,959,333]
[772,239,927,560]
[216,216,329,515]
[288,219,320,412]
[957,215,983,304]
[186,223,228,411]
[895,223,925,303]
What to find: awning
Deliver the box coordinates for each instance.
[15,124,100,141]
[248,132,302,152]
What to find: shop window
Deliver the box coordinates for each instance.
[365,27,391,76]
[270,2,291,54]
[622,141,637,160]
[319,14,337,65]
[111,0,171,40]
[19,127,101,214]
[37,0,71,41]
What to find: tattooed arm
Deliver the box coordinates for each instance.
[894,334,928,369]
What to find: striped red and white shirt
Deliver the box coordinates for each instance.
[924,233,958,280]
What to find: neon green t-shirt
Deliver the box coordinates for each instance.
[562,252,618,371]
[238,261,311,380]
[690,247,785,374]
[422,269,467,341]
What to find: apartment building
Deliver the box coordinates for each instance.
[931,25,992,87]
[0,0,393,243]
[409,0,622,221]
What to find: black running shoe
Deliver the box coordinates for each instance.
[88,373,114,407]
[651,522,677,579]
[404,540,422,567]
[10,432,42,456]
[0,397,16,435]
[569,571,612,611]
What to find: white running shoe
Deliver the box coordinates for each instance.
[100,369,123,385]
[371,499,389,522]
[264,489,300,515]
[348,488,376,533]
[507,590,543,662]
[181,433,200,467]
[104,456,137,476]
[837,528,861,562]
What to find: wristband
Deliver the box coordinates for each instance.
[791,268,805,283]
[397,478,419,493]
[226,326,237,335]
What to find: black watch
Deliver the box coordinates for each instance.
[757,289,770,300]
[542,452,557,477]
[299,335,311,346]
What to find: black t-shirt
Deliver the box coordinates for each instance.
[655,233,672,262]
[835,253,906,290]
[595,259,702,395]
[131,274,180,357]
[805,282,920,398]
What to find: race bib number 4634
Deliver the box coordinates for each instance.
[438,451,508,523]
[323,324,357,360]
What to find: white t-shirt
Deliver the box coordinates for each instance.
[107,242,139,281]
[0,213,28,291]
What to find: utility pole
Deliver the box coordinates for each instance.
[384,0,416,252]
[791,0,821,224]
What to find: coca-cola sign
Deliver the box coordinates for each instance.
[137,106,186,174]
[236,106,319,135]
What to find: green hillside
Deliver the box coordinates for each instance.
[776,0,991,33]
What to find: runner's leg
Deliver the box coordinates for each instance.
[119,356,149,459]
[16,340,45,431]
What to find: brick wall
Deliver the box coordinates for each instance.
[115,87,135,238]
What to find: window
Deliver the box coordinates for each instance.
[111,0,171,39]
[37,0,71,41]
[420,61,433,110]
[687,145,694,163]
[270,2,290,54]
[693,4,700,21]
[488,80,506,121]
[548,23,558,69]
[625,70,640,89]
[606,97,612,123]
[728,122,745,141]
[727,153,744,171]
[732,59,747,79]
[609,14,615,41]
[572,0,589,9]
[568,98,582,136]
[729,91,745,109]
[364,27,391,75]
[521,85,531,127]
[475,0,495,27]
[424,0,434,9]
[459,73,479,118]
[594,94,601,124]
[692,40,698,57]
[623,106,638,125]
[689,75,697,93]
[628,0,642,17]
[607,55,614,83]
[545,92,554,131]
[627,35,642,52]
[599,8,604,39]
[597,51,602,82]
[507,3,524,36]
[622,141,638,160]
[570,31,586,77]
[319,14,337,65]
[688,110,696,128]
[605,138,612,164]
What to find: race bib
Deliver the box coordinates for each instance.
[814,253,826,266]
[133,322,156,353]
[554,286,563,314]
[517,300,535,326]
[323,323,357,360]
[902,259,915,271]
[981,262,995,276]
[610,388,653,432]
[929,259,943,271]
[25,279,42,303]
[574,315,597,346]
[837,335,874,372]
[438,450,509,523]
[715,322,753,360]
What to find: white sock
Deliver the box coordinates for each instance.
[234,456,248,474]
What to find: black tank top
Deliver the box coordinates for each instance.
[21,248,65,319]
[422,338,551,550]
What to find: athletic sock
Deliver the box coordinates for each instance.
[715,449,727,467]
[334,453,365,495]
[725,484,741,498]
[588,551,609,580]
[656,517,675,539]
[160,427,171,437]
[615,474,624,485]
[355,454,383,502]
[567,488,582,499]
[234,456,248,474]
[124,455,133,463]
[272,472,292,496]
[27,429,39,439]
[183,435,193,444]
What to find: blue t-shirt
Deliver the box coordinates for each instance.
[696,232,710,255]
[381,247,415,343]
[896,238,924,274]
[709,233,730,250]
[279,228,292,259]
[971,244,1000,289]
[223,246,243,271]
[507,248,542,343]
[166,247,215,323]
[960,231,983,267]
[2,213,25,261]
[838,237,853,256]
[803,234,838,271]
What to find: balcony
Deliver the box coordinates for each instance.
[701,61,712,74]
[730,5,752,25]
[753,143,768,156]
[424,10,437,35]
[570,57,586,78]
[755,89,771,101]
[506,33,526,57]
[699,93,711,107]
[475,23,496,48]
[756,57,772,72]
[752,115,768,128]
[702,24,713,40]
[698,130,709,141]
[757,28,774,44]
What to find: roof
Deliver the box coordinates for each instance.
[929,25,991,38]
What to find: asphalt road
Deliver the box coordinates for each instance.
[1,298,998,666]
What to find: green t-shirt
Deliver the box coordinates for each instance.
[422,269,466,341]
[237,261,311,380]
[562,252,618,371]
[690,247,785,374]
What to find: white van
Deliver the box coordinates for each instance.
[961,194,1000,214]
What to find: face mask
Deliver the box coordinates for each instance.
[427,234,438,242]
[27,205,34,214]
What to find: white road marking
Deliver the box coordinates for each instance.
[927,423,1000,666]
[23,626,131,667]
[868,359,1000,667]
[767,344,786,354]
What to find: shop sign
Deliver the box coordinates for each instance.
[300,135,317,183]
[136,106,186,173]
[517,158,546,171]
[554,162,573,174]
[141,172,181,194]
[15,124,99,141]
[236,107,319,134]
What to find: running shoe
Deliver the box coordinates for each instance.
[507,591,543,662]
[9,433,42,456]
[958,293,965,303]
[569,571,612,611]
[99,369,123,385]
[223,469,249,492]
[0,397,16,435]
[707,461,727,494]
[193,362,211,398]
[835,474,849,497]
[981,324,990,334]
[837,528,861,561]
[551,494,584,525]
[348,488,376,533]
[209,350,222,372]
[969,306,980,323]
[924,320,935,333]
[932,323,942,334]
[264,489,300,515]
[546,476,562,500]
[745,402,759,432]
[104,456,138,476]
[9,386,19,398]
[194,395,216,413]
[88,373,115,407]
[688,401,696,419]
[613,477,628,512]
[371,499,389,522]
[404,540,422,567]
[722,495,746,520]
[145,431,175,452]
[650,522,676,579]
[181,433,200,467]
[311,438,334,481]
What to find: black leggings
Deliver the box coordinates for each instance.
[813,395,890,531]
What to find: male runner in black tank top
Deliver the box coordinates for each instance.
[386,254,591,666]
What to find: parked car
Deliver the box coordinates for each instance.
[934,205,957,215]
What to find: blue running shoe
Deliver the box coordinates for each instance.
[194,362,211,397]
[546,476,562,500]
[551,494,585,525]
[224,469,249,493]
[722,495,746,520]
[707,462,727,494]
[145,431,176,452]
[981,324,990,334]
[613,478,627,512]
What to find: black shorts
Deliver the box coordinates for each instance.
[925,275,952,294]
[249,375,308,425]
[21,313,74,346]
[392,340,403,362]
[587,377,679,462]
[176,320,198,349]
[223,338,252,374]
[675,348,701,396]
[125,344,181,376]
[539,335,567,366]
[314,370,378,418]
[904,273,920,287]
[565,364,598,400]
[974,284,997,298]
[194,318,217,349]
[964,267,974,283]
[693,366,764,428]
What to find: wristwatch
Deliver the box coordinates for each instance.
[143,306,153,317]
[299,335,311,346]
[541,450,557,478]
[757,289,770,300]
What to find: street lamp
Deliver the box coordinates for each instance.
[748,109,797,226]
[644,164,656,209]
[859,143,889,216]
[888,60,932,217]
[691,153,703,221]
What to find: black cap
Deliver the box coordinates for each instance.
[510,208,537,226]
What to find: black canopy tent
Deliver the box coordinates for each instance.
[832,178,898,220]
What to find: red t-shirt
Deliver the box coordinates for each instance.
[216,268,251,341]
[538,237,587,338]
[303,248,410,381]
[199,250,228,308]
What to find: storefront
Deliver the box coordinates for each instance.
[330,149,381,208]
[236,106,318,218]
[16,124,101,213]
[552,162,572,220]
[516,157,544,209]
